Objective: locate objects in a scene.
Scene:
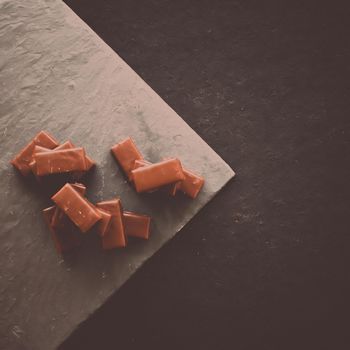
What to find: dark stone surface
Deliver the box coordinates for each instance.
[62,1,350,349]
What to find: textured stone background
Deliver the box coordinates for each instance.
[61,0,350,349]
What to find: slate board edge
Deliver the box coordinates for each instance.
[61,0,235,178]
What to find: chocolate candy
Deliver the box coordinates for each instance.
[132,159,179,195]
[52,183,101,232]
[33,131,59,149]
[10,131,59,175]
[56,140,95,171]
[96,199,126,249]
[34,147,87,176]
[51,183,87,229]
[133,159,204,198]
[111,137,143,180]
[131,158,185,193]
[123,211,151,239]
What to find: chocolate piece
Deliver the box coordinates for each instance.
[36,141,94,180]
[178,169,205,199]
[123,211,151,239]
[96,199,126,248]
[133,159,204,198]
[52,183,101,233]
[10,141,36,176]
[51,183,87,228]
[42,206,81,254]
[111,137,143,180]
[131,158,185,193]
[96,208,112,237]
[11,131,59,176]
[33,131,59,149]
[133,159,179,195]
[56,140,95,171]
[34,147,87,176]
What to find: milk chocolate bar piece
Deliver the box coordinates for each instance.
[33,131,59,149]
[111,137,143,180]
[51,183,87,229]
[123,211,151,239]
[96,199,126,249]
[133,159,179,195]
[52,183,101,233]
[134,159,204,198]
[34,147,87,176]
[39,141,94,180]
[56,141,95,171]
[42,206,81,254]
[10,131,59,175]
[131,158,185,193]
[96,208,112,237]
[10,141,35,176]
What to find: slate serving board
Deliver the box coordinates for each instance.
[0,1,235,349]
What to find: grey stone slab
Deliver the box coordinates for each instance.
[0,1,235,349]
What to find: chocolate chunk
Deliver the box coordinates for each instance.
[133,159,204,198]
[56,140,95,171]
[51,183,87,228]
[34,147,87,176]
[33,131,59,149]
[131,158,185,193]
[123,211,151,239]
[111,137,143,180]
[51,183,101,233]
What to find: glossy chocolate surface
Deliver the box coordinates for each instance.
[111,137,143,180]
[11,131,59,176]
[51,183,101,232]
[132,158,185,193]
[123,211,151,239]
[34,147,87,176]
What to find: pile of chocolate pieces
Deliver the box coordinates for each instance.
[10,131,204,254]
[44,183,150,254]
[10,130,94,179]
[111,137,204,198]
